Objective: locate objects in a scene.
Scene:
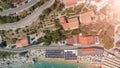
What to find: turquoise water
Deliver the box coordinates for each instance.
[2,61,87,68]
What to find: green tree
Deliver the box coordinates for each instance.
[43,8,51,16]
[39,15,45,20]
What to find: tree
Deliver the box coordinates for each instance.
[0,8,3,12]
[39,15,45,20]
[11,38,17,43]
[51,31,61,42]
[0,41,7,48]
[43,8,51,16]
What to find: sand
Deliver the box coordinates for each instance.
[37,56,99,68]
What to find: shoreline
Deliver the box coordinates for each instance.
[0,49,100,68]
[38,56,99,68]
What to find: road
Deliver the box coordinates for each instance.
[105,48,120,59]
[114,24,120,47]
[0,0,55,30]
[0,44,103,53]
[0,0,39,16]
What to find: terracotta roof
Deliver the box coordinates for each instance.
[62,23,69,30]
[66,33,97,46]
[59,17,79,30]
[21,36,29,47]
[15,36,29,48]
[92,0,102,2]
[77,35,94,45]
[59,16,66,24]
[65,0,77,7]
[66,37,74,44]
[67,17,79,30]
[82,48,94,54]
[80,11,95,25]
[15,40,22,48]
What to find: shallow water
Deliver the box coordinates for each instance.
[2,60,87,68]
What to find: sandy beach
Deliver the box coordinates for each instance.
[38,56,99,68]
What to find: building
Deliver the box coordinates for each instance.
[15,36,29,48]
[80,11,95,25]
[77,35,94,46]
[63,0,77,8]
[92,0,103,3]
[59,16,79,30]
[77,48,104,56]
[66,37,75,45]
[66,33,99,46]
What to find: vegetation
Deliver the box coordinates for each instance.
[0,8,3,12]
[39,8,52,20]
[43,8,52,16]
[39,15,45,20]
[0,16,20,24]
[0,30,5,38]
[30,0,48,11]
[100,23,114,49]
[0,0,88,46]
[19,52,28,56]
[63,3,88,17]
[0,42,6,48]
[0,51,16,59]
[11,38,17,43]
[56,3,64,12]
[0,0,25,10]
[0,0,48,24]
[101,35,114,49]
[0,0,16,9]
[43,29,66,45]
[54,19,62,28]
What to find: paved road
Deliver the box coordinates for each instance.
[0,0,39,16]
[114,24,120,47]
[0,0,55,30]
[0,44,103,53]
[105,48,120,59]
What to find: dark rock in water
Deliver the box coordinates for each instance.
[26,54,29,58]
[33,57,38,63]
[7,61,10,65]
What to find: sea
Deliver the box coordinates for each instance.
[2,60,88,68]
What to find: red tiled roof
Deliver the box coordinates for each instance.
[66,33,96,46]
[66,37,74,44]
[59,17,79,30]
[62,23,69,30]
[92,0,102,2]
[67,17,79,30]
[59,16,66,24]
[15,36,29,48]
[21,36,29,47]
[82,48,94,54]
[15,40,22,48]
[80,11,95,25]
[77,35,94,45]
[65,0,77,7]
